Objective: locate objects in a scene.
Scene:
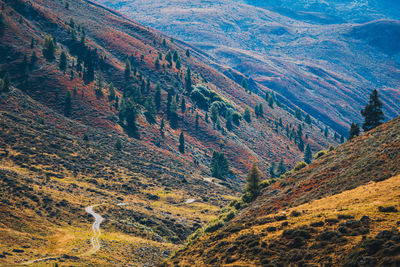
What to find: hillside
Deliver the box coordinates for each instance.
[165,117,400,266]
[0,0,336,265]
[97,0,400,135]
[0,0,335,180]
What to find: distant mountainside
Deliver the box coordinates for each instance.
[0,0,334,264]
[165,116,400,266]
[97,0,400,135]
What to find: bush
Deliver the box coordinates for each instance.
[378,206,398,213]
[294,162,307,171]
[314,150,327,159]
[204,220,224,233]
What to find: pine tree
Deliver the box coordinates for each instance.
[304,144,312,164]
[108,83,116,101]
[361,89,384,132]
[3,72,10,92]
[169,97,179,129]
[245,163,261,201]
[42,35,56,61]
[59,51,67,72]
[166,90,172,118]
[210,151,229,180]
[115,139,122,151]
[295,108,302,121]
[64,91,72,117]
[181,97,186,114]
[241,78,248,91]
[178,132,185,154]
[226,115,233,131]
[348,122,360,140]
[165,51,172,66]
[205,112,209,123]
[173,50,178,62]
[155,84,161,111]
[277,157,286,176]
[269,162,276,178]
[175,58,181,70]
[159,118,165,138]
[324,126,329,138]
[305,114,312,124]
[211,104,219,126]
[30,51,38,69]
[185,68,192,93]
[298,138,304,152]
[126,108,140,139]
[155,57,160,69]
[186,49,190,57]
[145,96,156,123]
[244,107,251,123]
[124,58,131,82]
[195,113,199,130]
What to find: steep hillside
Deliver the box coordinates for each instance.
[97,0,400,135]
[166,117,400,266]
[0,0,336,264]
[0,0,334,180]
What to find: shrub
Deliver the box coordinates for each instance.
[294,162,307,171]
[314,150,327,159]
[378,206,398,213]
[204,220,224,233]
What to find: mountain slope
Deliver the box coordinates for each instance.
[97,0,400,135]
[165,116,400,266]
[0,0,335,264]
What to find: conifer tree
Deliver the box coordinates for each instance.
[155,84,161,111]
[59,51,67,72]
[244,107,251,123]
[64,91,72,117]
[43,35,56,61]
[3,72,10,92]
[169,97,179,129]
[181,97,186,114]
[165,51,172,66]
[298,138,304,152]
[241,78,248,91]
[145,96,156,123]
[195,113,199,130]
[30,51,38,69]
[304,144,312,164]
[210,151,229,180]
[126,108,140,139]
[277,157,286,176]
[115,139,122,151]
[185,49,190,57]
[185,68,192,93]
[124,58,131,82]
[361,89,384,131]
[159,118,165,138]
[348,122,360,140]
[173,50,178,62]
[305,114,312,124]
[245,163,261,201]
[176,58,181,70]
[155,58,160,69]
[269,162,276,178]
[178,132,185,154]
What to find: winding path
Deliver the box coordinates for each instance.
[82,205,104,255]
[23,204,105,265]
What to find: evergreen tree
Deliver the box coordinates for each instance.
[165,51,172,66]
[155,57,160,69]
[173,50,178,62]
[268,95,274,108]
[277,157,286,176]
[166,90,172,118]
[226,115,233,131]
[126,108,140,139]
[298,138,304,152]
[211,104,219,126]
[108,83,116,101]
[241,78,248,91]
[181,97,186,114]
[186,49,190,57]
[59,51,67,72]
[124,58,131,81]
[155,84,161,111]
[64,91,72,117]
[305,114,312,124]
[30,51,38,69]
[210,151,229,180]
[269,162,276,178]
[205,112,209,123]
[144,96,156,123]
[295,108,302,121]
[42,35,56,61]
[195,113,199,130]
[244,107,251,123]
[245,163,261,201]
[361,89,384,131]
[175,58,181,70]
[2,72,10,92]
[178,132,185,154]
[324,126,329,138]
[115,139,122,151]
[304,144,312,164]
[185,68,192,93]
[159,118,165,138]
[169,97,179,129]
[348,122,360,140]
[340,135,345,143]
